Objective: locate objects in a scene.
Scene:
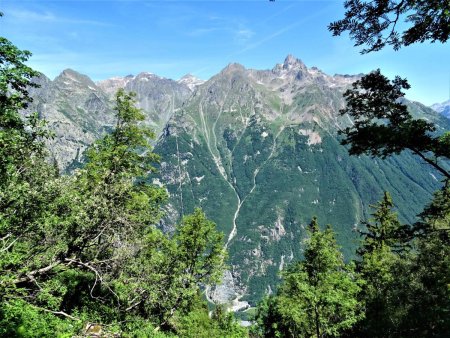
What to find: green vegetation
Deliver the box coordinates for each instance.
[339,69,450,179]
[1,1,449,335]
[253,218,363,337]
[0,33,244,337]
[250,3,450,335]
[329,0,450,53]
[157,118,443,304]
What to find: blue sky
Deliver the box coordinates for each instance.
[2,0,449,105]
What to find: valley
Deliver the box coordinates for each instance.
[26,55,450,306]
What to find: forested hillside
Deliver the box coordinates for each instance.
[0,34,244,337]
[1,0,449,336]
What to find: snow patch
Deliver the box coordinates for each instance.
[429,173,438,181]
[152,178,163,187]
[194,175,205,182]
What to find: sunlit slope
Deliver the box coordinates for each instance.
[155,56,448,304]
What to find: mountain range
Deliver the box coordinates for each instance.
[26,55,450,311]
[432,99,450,119]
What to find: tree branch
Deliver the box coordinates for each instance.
[64,258,121,304]
[14,260,62,283]
[410,148,450,180]
[31,305,80,321]
[0,237,18,252]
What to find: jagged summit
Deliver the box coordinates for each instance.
[432,99,450,112]
[282,54,306,70]
[59,68,81,77]
[177,73,205,91]
[135,71,159,79]
[271,54,306,73]
[54,69,98,89]
[57,68,91,81]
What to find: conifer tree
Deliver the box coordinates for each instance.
[255,218,363,337]
[355,193,405,336]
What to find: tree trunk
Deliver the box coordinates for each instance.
[314,304,320,338]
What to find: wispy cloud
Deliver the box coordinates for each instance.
[7,8,112,27]
[235,27,255,44]
[233,4,333,56]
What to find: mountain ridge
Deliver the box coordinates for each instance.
[25,56,449,307]
[432,99,450,119]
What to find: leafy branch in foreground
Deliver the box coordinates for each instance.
[0,62,231,335]
[339,69,450,179]
[329,0,450,53]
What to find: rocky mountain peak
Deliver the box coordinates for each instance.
[221,63,247,75]
[55,69,97,89]
[282,54,305,70]
[432,99,450,119]
[177,74,205,91]
[270,55,308,82]
[96,76,134,96]
[134,72,162,81]
[432,99,450,112]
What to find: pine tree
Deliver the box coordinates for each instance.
[355,193,399,336]
[256,218,364,337]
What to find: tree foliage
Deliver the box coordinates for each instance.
[329,0,450,53]
[0,33,237,336]
[354,189,450,337]
[339,69,450,179]
[357,191,406,255]
[330,1,450,333]
[354,192,405,336]
[254,218,364,337]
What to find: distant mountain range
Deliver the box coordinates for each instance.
[432,99,450,119]
[26,56,450,309]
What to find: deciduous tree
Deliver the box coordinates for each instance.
[339,69,450,179]
[329,0,450,53]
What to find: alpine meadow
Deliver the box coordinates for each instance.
[0,1,449,337]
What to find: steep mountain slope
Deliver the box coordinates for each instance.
[27,70,193,170]
[97,72,192,134]
[25,57,449,308]
[154,56,449,306]
[26,70,115,169]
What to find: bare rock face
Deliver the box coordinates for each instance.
[26,70,114,169]
[25,56,450,308]
[98,72,192,136]
[26,70,192,171]
[96,75,134,96]
[177,74,205,91]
